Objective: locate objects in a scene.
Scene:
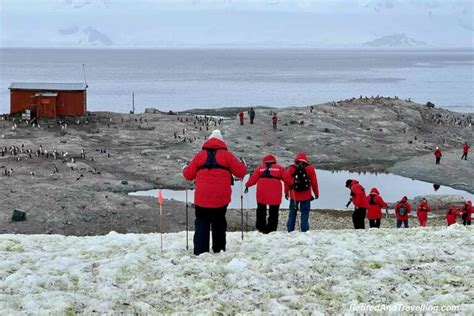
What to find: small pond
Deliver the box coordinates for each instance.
[129,169,474,210]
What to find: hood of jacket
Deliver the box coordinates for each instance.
[294,152,309,164]
[202,138,228,150]
[262,154,276,164]
[369,188,380,195]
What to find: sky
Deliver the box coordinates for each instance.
[0,0,472,48]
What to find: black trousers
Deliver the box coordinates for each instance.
[250,117,254,124]
[461,152,468,160]
[369,219,381,228]
[463,220,471,226]
[194,205,227,256]
[352,207,366,229]
[435,157,441,164]
[256,203,279,234]
[397,220,409,228]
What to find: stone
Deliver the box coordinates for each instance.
[12,209,26,222]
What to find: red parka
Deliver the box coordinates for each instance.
[395,197,412,221]
[446,205,459,226]
[463,143,470,154]
[183,138,247,208]
[348,180,369,209]
[238,112,244,121]
[461,200,473,221]
[284,153,319,202]
[366,188,388,219]
[434,149,442,158]
[416,200,431,222]
[245,154,293,205]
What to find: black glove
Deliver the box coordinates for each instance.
[285,194,289,200]
[314,195,319,200]
[244,187,248,194]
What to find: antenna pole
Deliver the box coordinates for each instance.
[132,92,135,114]
[82,64,88,88]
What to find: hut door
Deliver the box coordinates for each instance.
[38,97,57,118]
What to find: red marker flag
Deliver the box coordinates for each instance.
[158,190,163,206]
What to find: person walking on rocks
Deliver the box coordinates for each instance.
[434,147,442,165]
[272,113,278,130]
[416,198,431,227]
[245,154,293,233]
[446,205,460,226]
[238,111,244,126]
[462,142,470,160]
[366,188,388,228]
[285,153,319,232]
[248,108,256,125]
[345,179,369,229]
[182,129,247,255]
[461,200,472,226]
[395,196,411,228]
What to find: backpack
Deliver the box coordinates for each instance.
[292,162,310,192]
[369,195,376,205]
[398,204,407,216]
[198,148,233,184]
[261,162,278,179]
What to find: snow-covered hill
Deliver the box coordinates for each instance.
[1,226,473,314]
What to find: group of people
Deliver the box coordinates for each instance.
[433,142,470,164]
[183,129,473,256]
[237,109,279,130]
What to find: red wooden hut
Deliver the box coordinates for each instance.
[9,82,87,118]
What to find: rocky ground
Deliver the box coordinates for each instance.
[0,97,472,235]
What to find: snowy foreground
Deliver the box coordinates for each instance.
[1,226,473,314]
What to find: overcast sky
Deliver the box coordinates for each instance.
[0,0,472,48]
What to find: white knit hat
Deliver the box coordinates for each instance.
[209,129,223,141]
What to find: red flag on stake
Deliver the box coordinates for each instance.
[158,189,164,254]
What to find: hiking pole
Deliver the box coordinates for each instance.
[245,190,249,233]
[158,190,164,254]
[185,189,189,251]
[240,179,244,240]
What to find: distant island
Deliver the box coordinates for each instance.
[363,33,426,48]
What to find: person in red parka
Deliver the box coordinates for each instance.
[245,154,293,233]
[272,113,278,130]
[183,129,247,255]
[238,111,244,125]
[345,179,369,229]
[395,196,411,228]
[434,147,442,165]
[461,200,472,226]
[446,205,459,226]
[366,188,388,228]
[284,153,319,232]
[461,142,470,160]
[416,198,431,227]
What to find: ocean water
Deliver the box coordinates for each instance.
[0,48,473,114]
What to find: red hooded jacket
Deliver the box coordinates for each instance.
[463,143,470,153]
[461,201,473,221]
[284,153,319,202]
[434,149,442,158]
[245,154,293,205]
[417,200,431,222]
[395,197,412,221]
[446,205,459,225]
[366,188,388,219]
[238,112,244,121]
[183,138,247,208]
[348,180,369,209]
